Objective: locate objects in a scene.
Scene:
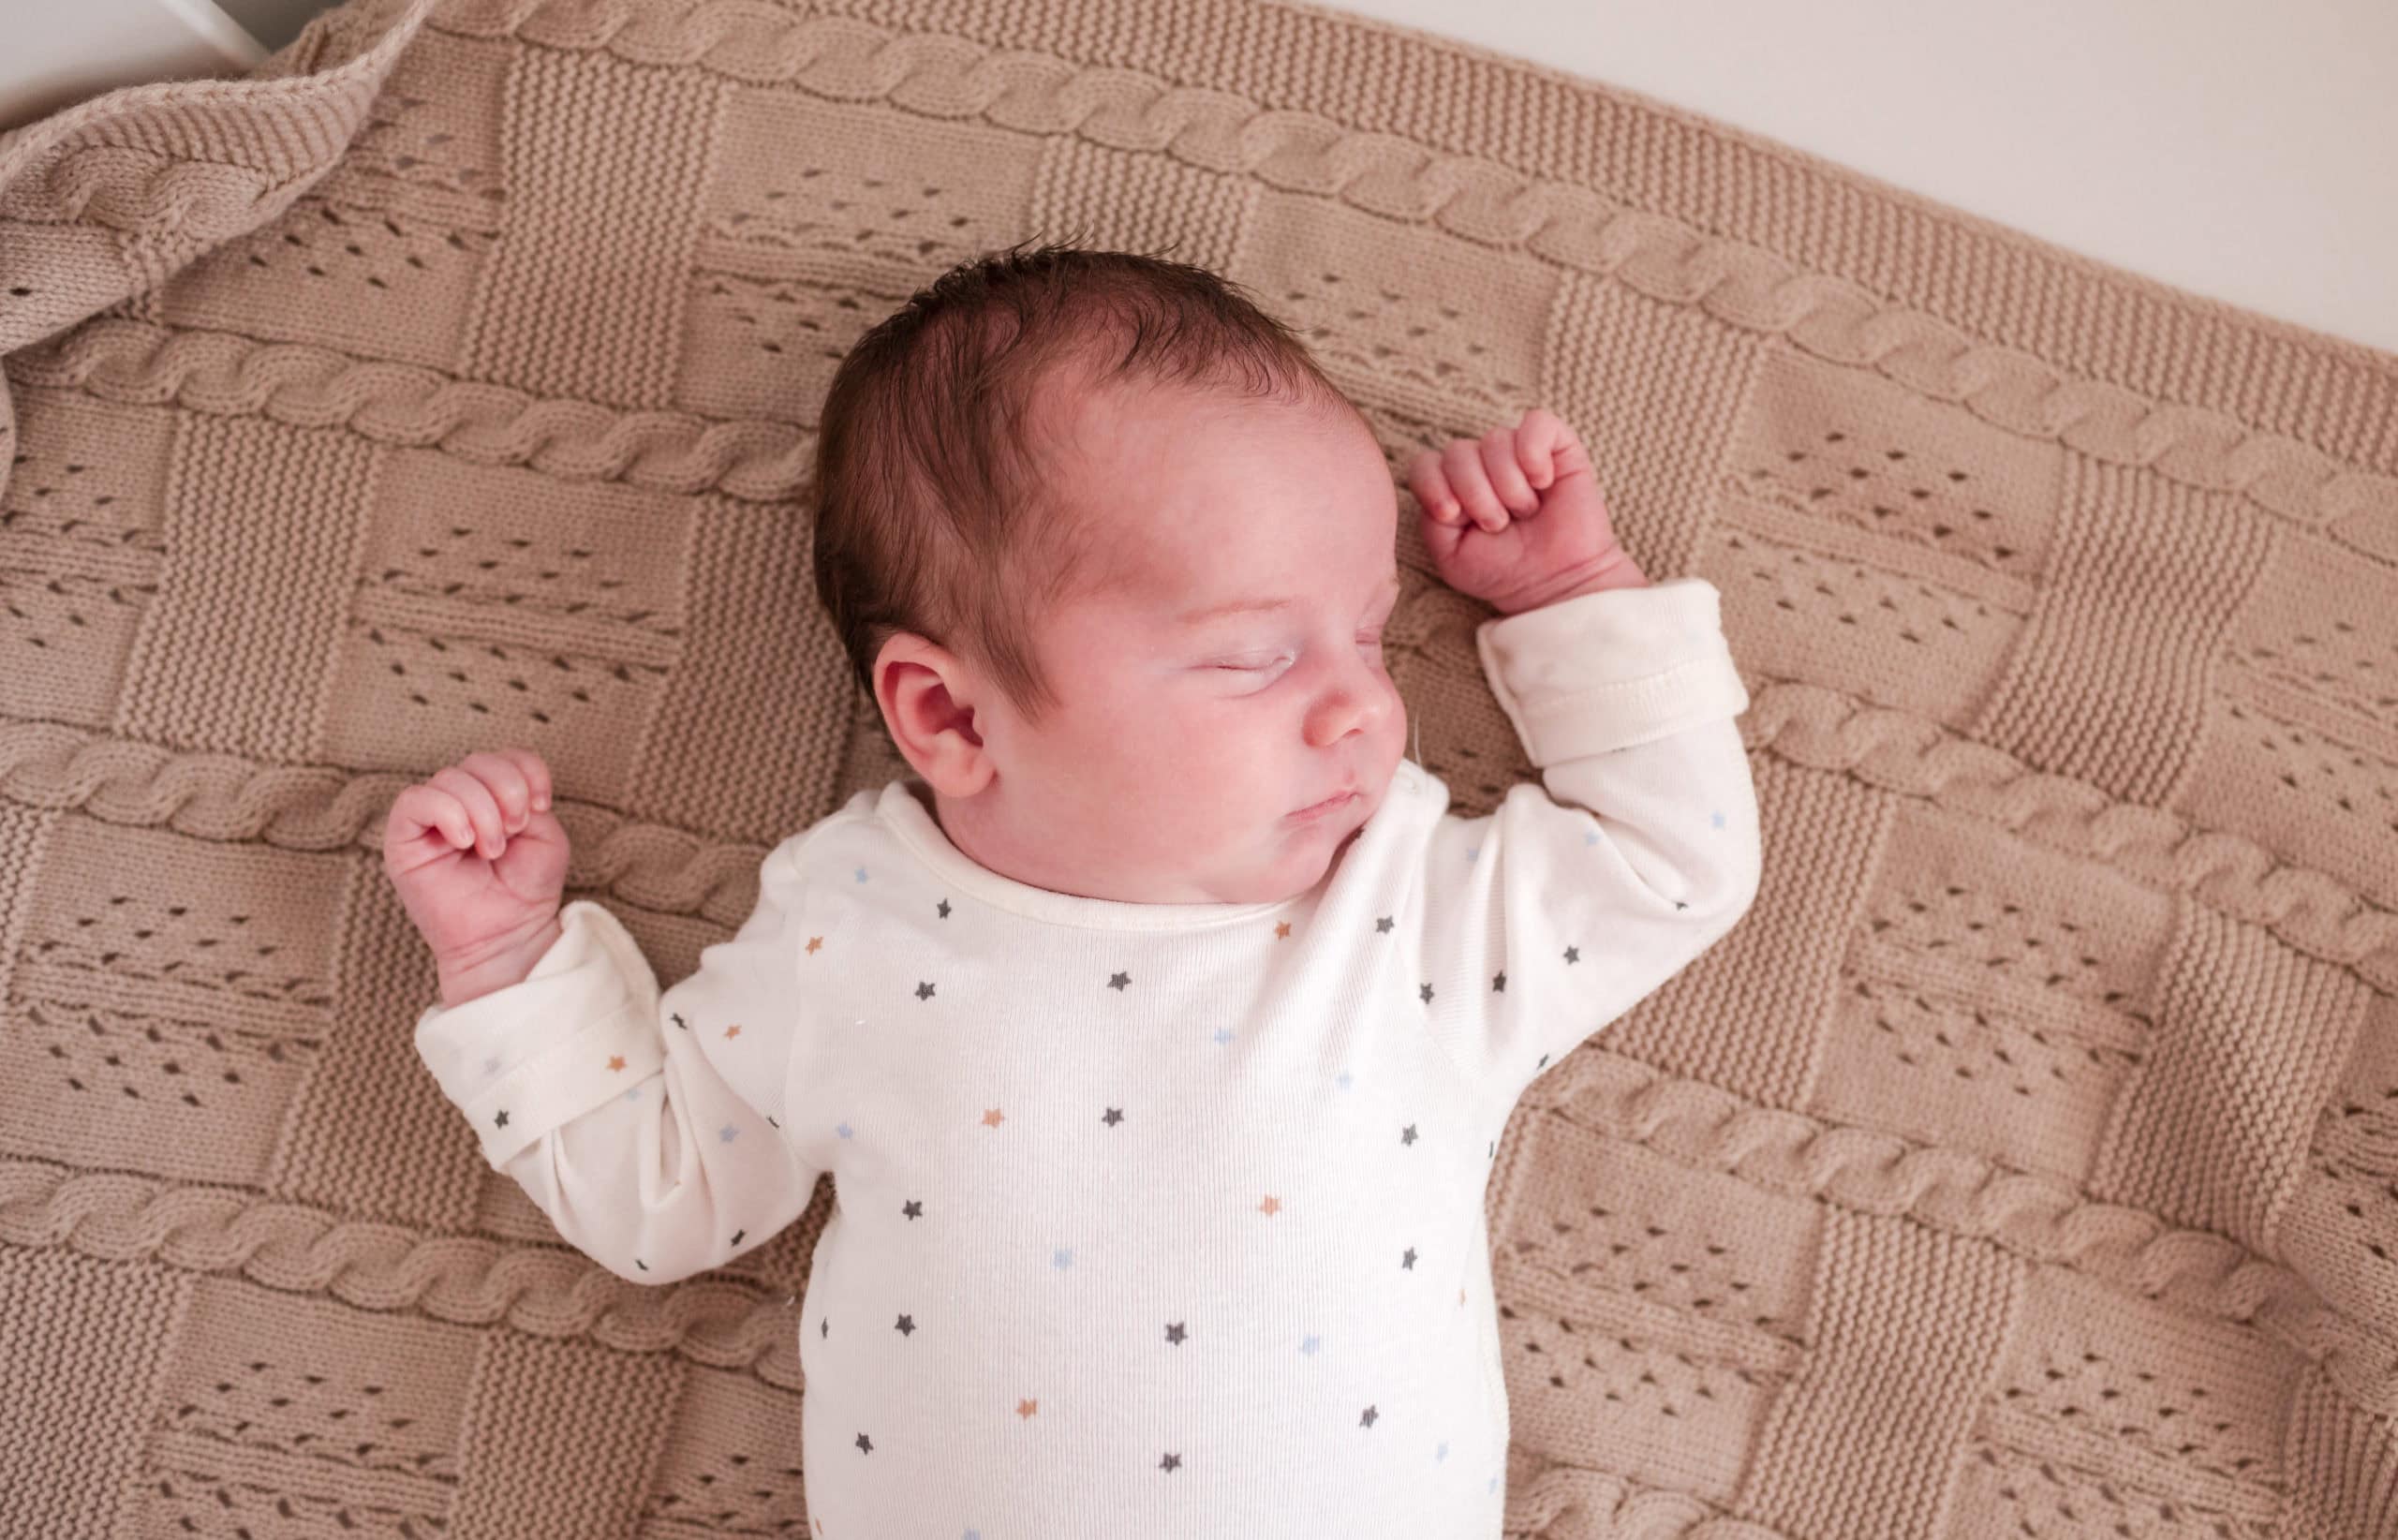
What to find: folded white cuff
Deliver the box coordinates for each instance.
[412,899,668,1169]
[1473,575,1749,763]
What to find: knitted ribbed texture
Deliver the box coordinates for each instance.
[2,0,2393,1534]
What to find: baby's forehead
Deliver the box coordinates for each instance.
[1028,373,1382,597]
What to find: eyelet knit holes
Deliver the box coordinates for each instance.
[2234,615,2398,723]
[1753,428,2034,575]
[35,903,292,1108]
[2227,701,2398,835]
[157,1357,456,1528]
[1724,530,2009,653]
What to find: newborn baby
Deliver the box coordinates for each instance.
[387,242,1761,1538]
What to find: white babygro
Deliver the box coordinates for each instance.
[414,576,1763,1539]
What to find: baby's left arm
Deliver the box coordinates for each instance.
[1414,576,1761,1110]
[1403,411,1762,1111]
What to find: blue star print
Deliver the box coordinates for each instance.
[1711,808,1725,828]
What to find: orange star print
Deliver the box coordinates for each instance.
[606,1055,627,1072]
[807,936,822,954]
[1016,1398,1038,1419]
[982,1108,1005,1128]
[724,1024,741,1040]
[1258,1194,1280,1216]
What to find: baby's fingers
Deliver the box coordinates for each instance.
[1479,426,1540,516]
[499,748,553,812]
[392,783,476,853]
[433,766,507,857]
[1442,437,1506,531]
[459,748,539,833]
[1513,407,1573,490]
[1405,448,1460,524]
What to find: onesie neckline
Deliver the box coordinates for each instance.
[872,776,1390,932]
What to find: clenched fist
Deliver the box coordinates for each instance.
[381,748,569,995]
[1406,407,1644,614]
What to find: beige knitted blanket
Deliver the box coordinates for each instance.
[4,0,2394,1533]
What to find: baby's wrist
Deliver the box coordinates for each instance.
[436,912,564,1008]
[1498,550,1650,614]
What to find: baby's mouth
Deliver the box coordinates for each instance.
[1289,790,1358,821]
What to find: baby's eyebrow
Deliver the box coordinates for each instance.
[1176,572,1401,627]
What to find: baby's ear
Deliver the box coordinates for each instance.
[873,634,998,798]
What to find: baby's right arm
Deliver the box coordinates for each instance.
[410,843,824,1285]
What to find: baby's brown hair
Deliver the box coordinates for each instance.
[811,233,1354,731]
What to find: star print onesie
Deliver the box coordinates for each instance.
[413,574,1763,1538]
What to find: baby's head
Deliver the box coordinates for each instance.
[812,238,1407,906]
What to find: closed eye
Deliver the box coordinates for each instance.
[1215,634,1384,674]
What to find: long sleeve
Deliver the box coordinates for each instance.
[1414,575,1763,1113]
[411,837,823,1285]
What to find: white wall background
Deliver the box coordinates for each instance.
[1310,0,2398,352]
[4,0,2392,352]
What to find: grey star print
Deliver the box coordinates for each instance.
[392,673,1759,1531]
[493,1109,509,1128]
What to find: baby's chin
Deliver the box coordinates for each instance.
[1259,814,1367,896]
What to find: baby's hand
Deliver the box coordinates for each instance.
[381,748,568,978]
[1407,407,1638,615]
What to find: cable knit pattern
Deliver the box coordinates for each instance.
[1,0,2392,1534]
[9,320,809,497]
